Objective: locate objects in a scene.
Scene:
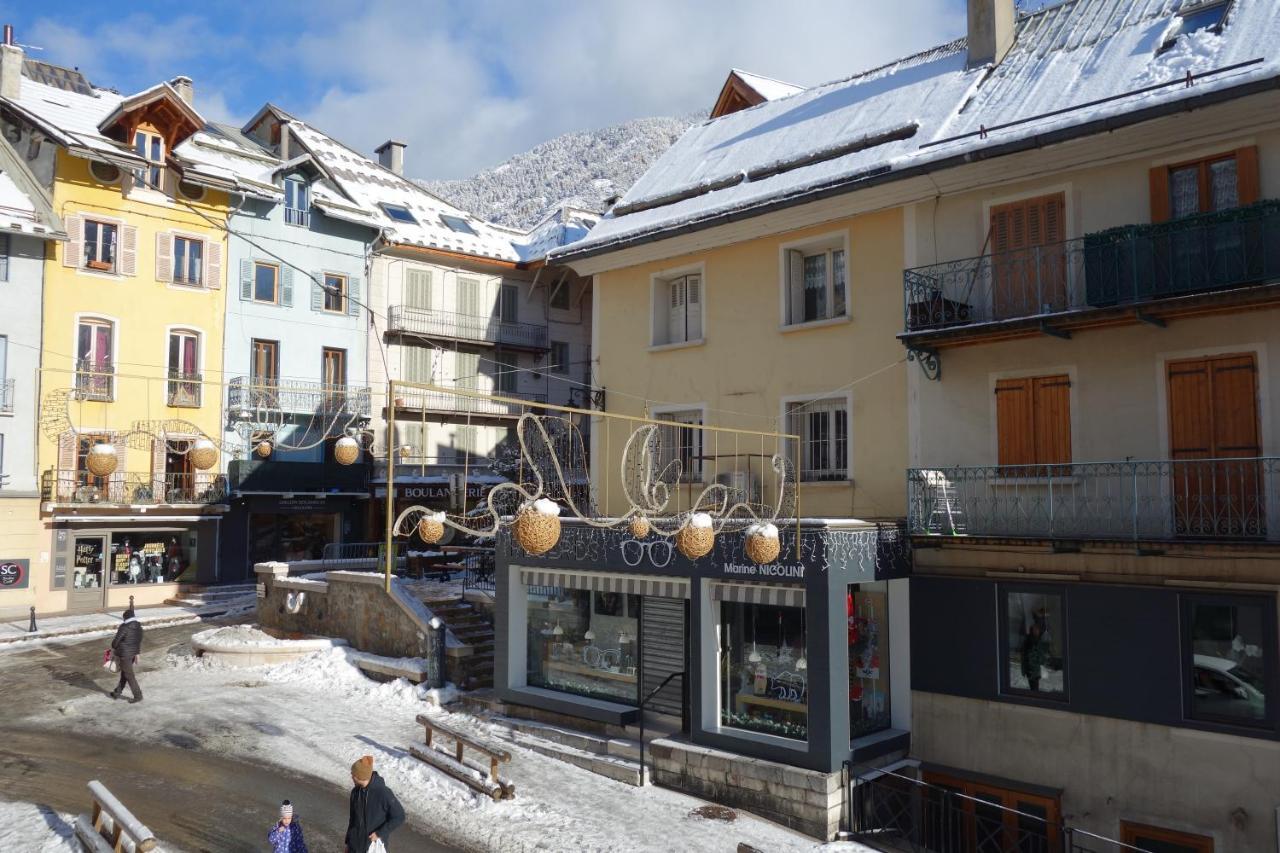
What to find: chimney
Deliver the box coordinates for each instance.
[375,139,406,176]
[0,25,23,102]
[169,75,194,106]
[967,0,1015,68]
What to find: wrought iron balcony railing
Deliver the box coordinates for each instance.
[74,359,114,402]
[904,199,1280,334]
[909,456,1280,543]
[166,371,202,408]
[41,470,228,505]
[395,388,546,417]
[227,377,371,417]
[387,305,549,350]
[0,377,13,413]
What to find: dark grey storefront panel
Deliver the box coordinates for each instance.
[641,596,687,718]
[911,575,998,699]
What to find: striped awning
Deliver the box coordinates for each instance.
[711,582,805,608]
[520,569,690,599]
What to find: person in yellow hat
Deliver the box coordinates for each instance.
[345,755,405,853]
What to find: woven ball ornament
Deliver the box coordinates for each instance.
[514,508,562,556]
[86,443,118,477]
[745,532,781,564]
[256,440,273,458]
[189,438,218,471]
[417,515,446,544]
[334,436,360,466]
[675,524,715,560]
[628,516,651,539]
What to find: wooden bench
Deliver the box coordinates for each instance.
[411,713,516,800]
[74,780,159,852]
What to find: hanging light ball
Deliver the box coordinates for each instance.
[514,498,562,556]
[417,511,446,545]
[744,522,781,565]
[628,516,651,539]
[334,435,360,466]
[255,440,273,459]
[86,443,118,477]
[675,513,715,560]
[189,438,218,471]
[796,656,808,672]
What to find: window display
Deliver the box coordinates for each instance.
[849,583,891,738]
[1001,586,1067,698]
[1184,596,1271,726]
[719,600,808,741]
[110,532,196,585]
[249,513,338,564]
[527,588,639,704]
[73,537,105,590]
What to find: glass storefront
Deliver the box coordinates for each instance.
[719,600,808,741]
[249,513,338,563]
[109,532,197,585]
[526,587,640,704]
[848,583,891,738]
[72,536,105,591]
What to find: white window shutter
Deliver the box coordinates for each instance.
[151,434,166,502]
[667,279,685,343]
[155,232,172,282]
[311,272,324,311]
[119,225,138,276]
[787,250,805,324]
[239,260,254,300]
[348,275,362,317]
[63,214,83,268]
[205,241,222,289]
[281,266,294,306]
[687,275,702,340]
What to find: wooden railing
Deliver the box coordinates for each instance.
[411,713,515,800]
[74,780,159,852]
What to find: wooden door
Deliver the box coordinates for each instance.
[990,194,1066,320]
[322,347,346,408]
[1167,353,1263,537]
[251,339,279,407]
[922,772,1060,853]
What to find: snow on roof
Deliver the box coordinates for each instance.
[287,121,523,263]
[512,205,601,262]
[731,69,805,102]
[0,135,62,237]
[557,0,1280,261]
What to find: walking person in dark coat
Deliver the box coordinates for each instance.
[109,608,143,703]
[345,755,405,853]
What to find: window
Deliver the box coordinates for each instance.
[995,374,1071,473]
[526,587,639,704]
[849,582,891,738]
[494,351,518,394]
[784,243,847,324]
[251,339,280,403]
[0,233,7,281]
[75,320,113,400]
[655,409,702,483]
[456,277,481,316]
[549,340,570,375]
[75,433,113,492]
[990,193,1067,319]
[82,219,118,272]
[1121,822,1214,853]
[0,334,10,414]
[549,280,571,310]
[785,397,848,481]
[1151,148,1258,221]
[284,177,310,227]
[167,330,201,407]
[109,532,196,586]
[440,214,477,235]
[90,160,121,184]
[454,425,476,462]
[254,262,279,304]
[177,180,204,201]
[1159,1,1230,54]
[1182,594,1272,727]
[323,273,348,313]
[720,599,808,740]
[133,130,164,189]
[172,236,204,286]
[454,350,479,391]
[653,273,702,345]
[921,771,1062,853]
[381,203,417,224]
[322,347,347,389]
[404,268,432,309]
[999,585,1067,700]
[498,284,519,323]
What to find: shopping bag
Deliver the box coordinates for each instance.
[102,649,119,673]
[369,839,388,853]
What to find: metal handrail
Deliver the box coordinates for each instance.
[637,670,685,788]
[166,371,202,407]
[387,304,550,349]
[41,469,228,505]
[74,358,114,401]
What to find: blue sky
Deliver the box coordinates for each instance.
[5,0,967,180]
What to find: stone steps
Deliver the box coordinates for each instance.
[490,718,646,786]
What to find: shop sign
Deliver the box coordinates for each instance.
[275,496,330,512]
[396,483,492,501]
[721,561,806,580]
[0,559,30,590]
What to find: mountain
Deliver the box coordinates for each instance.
[421,112,704,230]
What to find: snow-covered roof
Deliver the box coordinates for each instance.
[512,205,601,262]
[556,0,1280,261]
[0,134,63,238]
[731,69,805,102]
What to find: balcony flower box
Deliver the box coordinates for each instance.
[85,260,113,272]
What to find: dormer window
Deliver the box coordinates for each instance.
[381,203,417,224]
[284,177,310,227]
[440,214,477,235]
[133,131,164,189]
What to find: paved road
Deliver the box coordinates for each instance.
[0,620,460,853]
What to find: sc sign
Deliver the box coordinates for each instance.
[0,559,30,590]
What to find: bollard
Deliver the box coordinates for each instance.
[429,616,447,689]
[27,606,36,633]
[129,595,135,610]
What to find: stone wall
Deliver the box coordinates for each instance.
[254,564,464,685]
[647,738,844,840]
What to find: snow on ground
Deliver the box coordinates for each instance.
[0,800,79,852]
[35,641,867,853]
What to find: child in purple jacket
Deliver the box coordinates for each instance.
[268,800,309,853]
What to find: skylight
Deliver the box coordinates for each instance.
[1160,1,1230,52]
[440,214,477,235]
[381,203,417,224]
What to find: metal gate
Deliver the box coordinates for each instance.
[640,596,687,721]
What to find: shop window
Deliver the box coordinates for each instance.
[73,536,105,591]
[109,533,195,585]
[1182,594,1272,727]
[249,513,339,564]
[719,600,808,741]
[1120,821,1214,853]
[999,585,1068,700]
[526,587,639,705]
[849,583,891,738]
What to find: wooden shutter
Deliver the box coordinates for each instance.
[281,266,294,306]
[348,275,362,317]
[686,274,702,340]
[667,278,685,342]
[109,432,129,501]
[1209,354,1260,457]
[63,214,83,268]
[119,224,138,276]
[205,240,222,289]
[311,272,325,311]
[1167,359,1214,461]
[1149,166,1172,223]
[1031,375,1072,465]
[995,378,1035,467]
[1235,145,1260,206]
[240,260,254,300]
[788,250,804,324]
[57,431,76,499]
[155,232,172,282]
[151,433,167,502]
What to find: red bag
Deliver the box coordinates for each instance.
[102,649,118,673]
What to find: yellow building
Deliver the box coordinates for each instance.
[1,58,258,613]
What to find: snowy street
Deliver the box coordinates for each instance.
[0,619,866,853]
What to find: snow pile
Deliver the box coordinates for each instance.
[192,625,279,648]
[0,801,78,852]
[746,521,779,539]
[688,512,713,529]
[264,648,457,708]
[530,497,561,517]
